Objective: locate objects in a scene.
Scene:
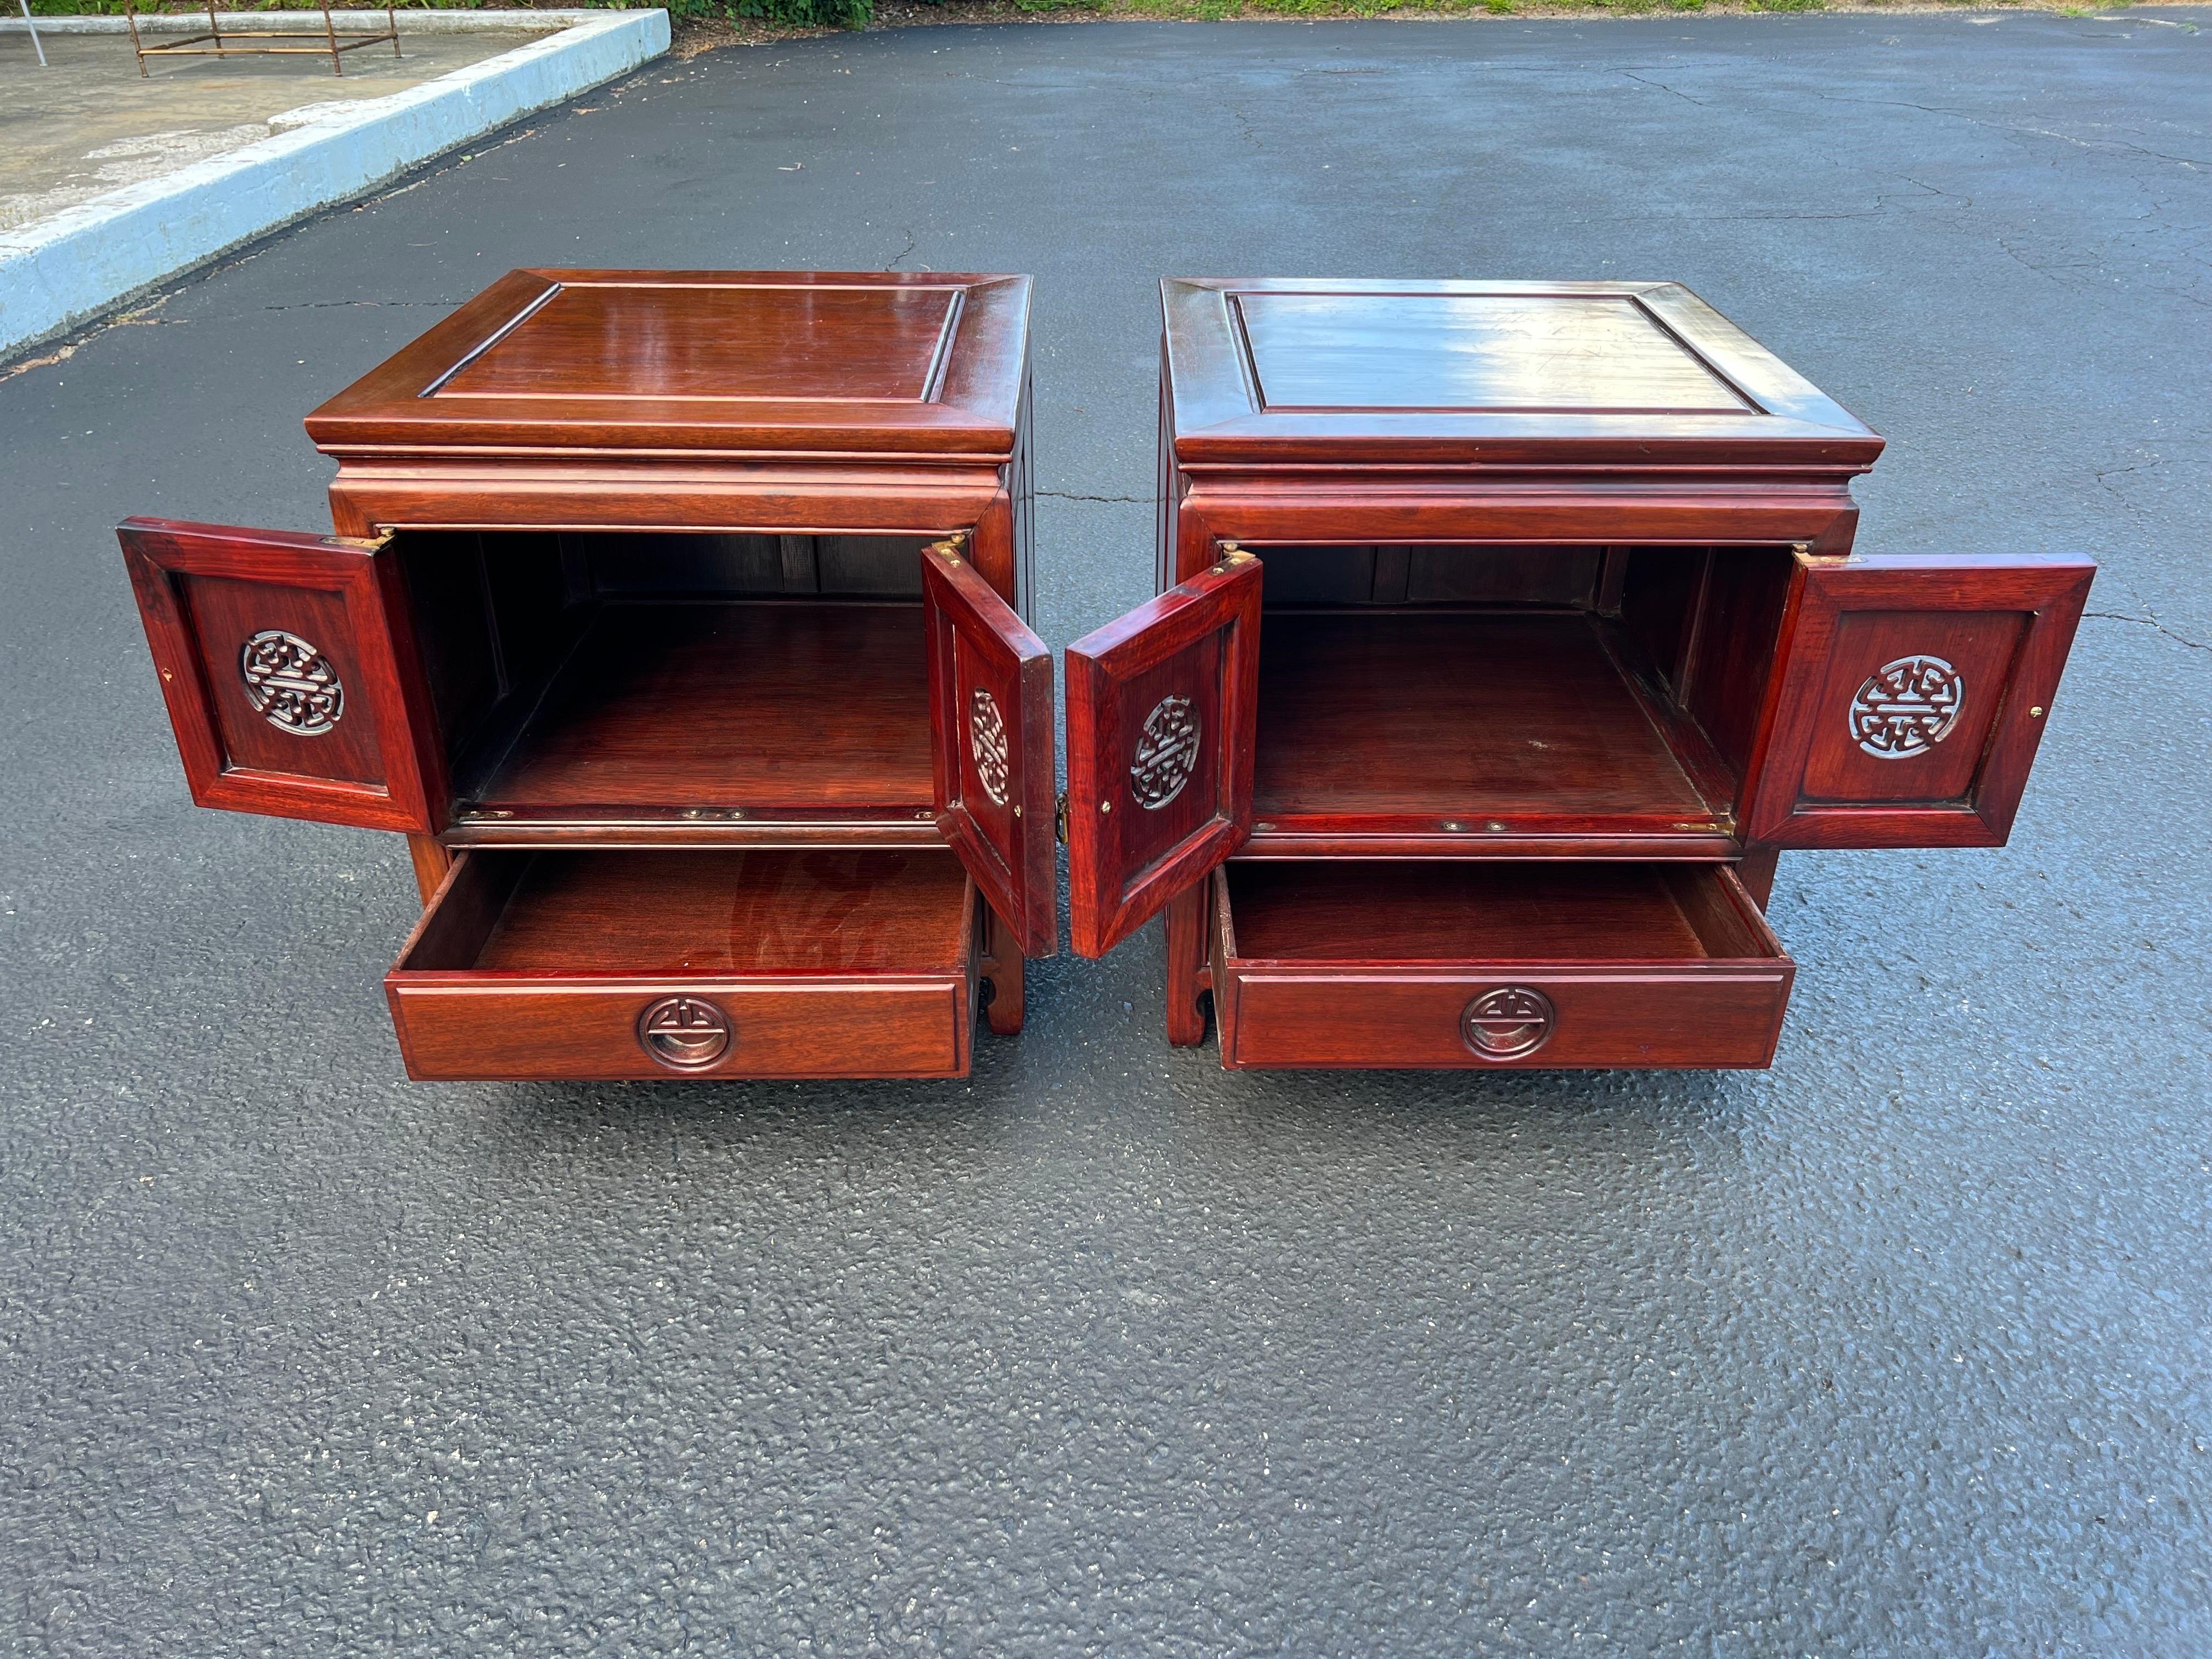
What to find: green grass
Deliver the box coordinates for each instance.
[33,0,2155,29]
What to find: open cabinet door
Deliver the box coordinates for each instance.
[1742,550,2094,849]
[1066,550,1262,958]
[119,518,444,834]
[921,542,1057,957]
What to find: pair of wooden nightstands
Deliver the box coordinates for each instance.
[119,270,2092,1081]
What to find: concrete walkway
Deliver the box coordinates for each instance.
[2,28,555,234]
[0,9,667,355]
[2,14,2208,1655]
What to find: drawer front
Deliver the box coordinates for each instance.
[1218,968,1790,1070]
[389,978,971,1081]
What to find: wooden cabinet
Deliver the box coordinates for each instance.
[1065,278,2094,1068]
[121,269,2094,1080]
[121,270,1046,1081]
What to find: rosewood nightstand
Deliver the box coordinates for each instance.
[1060,278,2094,1070]
[120,270,1053,1082]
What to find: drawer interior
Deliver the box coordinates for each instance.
[1221,860,1780,964]
[399,848,973,977]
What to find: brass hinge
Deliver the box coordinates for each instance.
[331,529,394,551]
[928,529,971,563]
[1054,791,1069,845]
[1793,540,1853,566]
[1217,540,1255,567]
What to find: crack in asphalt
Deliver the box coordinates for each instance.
[1811,91,2208,171]
[1039,491,1150,503]
[2085,611,2212,653]
[1622,71,1711,109]
[257,300,465,313]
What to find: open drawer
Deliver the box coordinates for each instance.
[1209,861,1793,1070]
[388,848,978,1080]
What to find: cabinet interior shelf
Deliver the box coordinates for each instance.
[449,599,939,844]
[1244,609,1738,857]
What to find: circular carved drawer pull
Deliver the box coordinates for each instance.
[1462,986,1555,1061]
[637,996,731,1070]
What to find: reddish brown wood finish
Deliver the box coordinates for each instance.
[408,834,454,904]
[386,848,977,1080]
[978,901,1026,1036]
[308,271,1031,458]
[1247,610,1731,854]
[118,518,445,833]
[1735,845,1780,910]
[1065,551,1263,957]
[459,600,936,829]
[921,540,1057,957]
[311,274,1035,619]
[324,463,1010,555]
[123,270,1041,1082]
[1742,551,2095,848]
[1163,882,1211,1046]
[1160,278,1883,472]
[1210,862,1793,1070]
[1109,276,2090,1068]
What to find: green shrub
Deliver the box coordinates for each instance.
[698,0,871,24]
[28,0,877,12]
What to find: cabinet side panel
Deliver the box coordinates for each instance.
[1620,548,1706,695]
[1684,549,1793,780]
[399,534,504,763]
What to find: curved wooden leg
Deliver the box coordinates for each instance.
[1164,883,1210,1047]
[1737,844,1780,910]
[981,904,1025,1037]
[407,834,452,907]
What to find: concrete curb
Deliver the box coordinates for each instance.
[0,9,669,360]
[2,8,622,31]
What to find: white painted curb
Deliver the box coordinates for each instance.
[0,8,669,359]
[3,9,626,31]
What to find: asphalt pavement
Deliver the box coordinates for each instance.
[3,12,2209,1653]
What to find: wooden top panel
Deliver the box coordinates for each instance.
[306,270,1030,458]
[1240,292,1752,415]
[1162,278,1884,470]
